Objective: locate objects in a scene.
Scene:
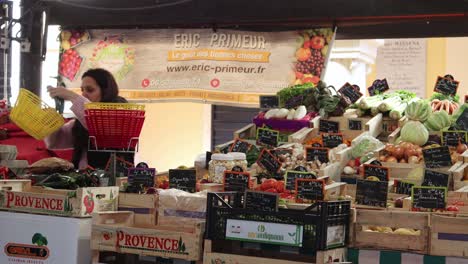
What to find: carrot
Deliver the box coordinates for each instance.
[433,101,443,111]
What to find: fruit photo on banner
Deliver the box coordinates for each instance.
[293,28,334,86]
[59,29,90,81]
[88,36,135,81]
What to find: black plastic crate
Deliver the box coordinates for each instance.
[205,192,351,255]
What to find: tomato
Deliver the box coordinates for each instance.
[261,179,277,191]
[274,181,285,193]
[264,188,278,193]
[66,49,73,55]
[446,205,459,212]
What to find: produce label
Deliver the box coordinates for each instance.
[319,119,339,133]
[411,186,447,209]
[442,131,467,147]
[434,75,459,96]
[127,168,156,189]
[363,164,389,182]
[322,133,344,148]
[259,95,279,109]
[455,108,468,131]
[244,190,278,212]
[295,179,325,203]
[422,146,452,168]
[223,171,250,192]
[394,180,414,195]
[169,169,197,193]
[422,169,449,188]
[256,149,282,173]
[284,170,317,191]
[256,127,280,147]
[229,139,252,153]
[355,179,388,208]
[339,83,362,103]
[367,79,389,96]
[305,147,329,163]
[348,119,362,131]
[61,28,335,105]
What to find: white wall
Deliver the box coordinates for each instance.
[446,38,468,97]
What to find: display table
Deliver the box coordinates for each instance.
[0,211,91,264]
[348,249,468,264]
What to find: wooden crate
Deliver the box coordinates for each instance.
[430,213,468,257]
[0,180,119,217]
[448,188,468,213]
[203,239,347,264]
[118,192,158,227]
[452,162,468,191]
[353,209,430,254]
[234,123,257,140]
[91,211,205,261]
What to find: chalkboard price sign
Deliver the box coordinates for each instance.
[339,82,363,103]
[422,169,449,187]
[322,133,344,148]
[412,186,447,209]
[394,180,415,195]
[306,147,330,163]
[356,179,388,208]
[368,79,389,96]
[127,168,156,189]
[295,179,325,203]
[284,95,304,109]
[223,171,250,192]
[319,119,339,133]
[244,190,279,212]
[434,75,459,96]
[363,164,390,182]
[256,127,280,147]
[259,95,279,109]
[169,169,197,193]
[455,108,468,131]
[284,170,317,191]
[229,139,252,153]
[422,146,452,168]
[442,131,467,147]
[256,149,282,174]
[348,119,362,131]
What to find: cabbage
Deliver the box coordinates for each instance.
[400,120,429,146]
[406,100,431,122]
[424,110,451,131]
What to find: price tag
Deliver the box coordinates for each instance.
[442,131,467,147]
[339,82,363,103]
[169,169,196,193]
[295,179,325,203]
[356,179,388,208]
[259,95,279,109]
[305,147,329,163]
[455,108,468,132]
[367,79,389,96]
[256,127,280,147]
[422,169,449,188]
[363,164,390,182]
[319,119,339,133]
[284,170,317,191]
[223,171,250,192]
[284,95,304,109]
[244,190,279,212]
[394,180,415,196]
[412,186,447,209]
[256,149,282,174]
[348,119,362,131]
[422,146,452,168]
[434,75,459,96]
[229,139,252,153]
[127,168,156,189]
[321,133,344,148]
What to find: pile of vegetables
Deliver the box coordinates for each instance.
[424,110,451,131]
[263,105,309,120]
[380,142,423,164]
[430,92,460,114]
[34,171,100,190]
[277,83,314,107]
[353,90,417,120]
[302,81,350,118]
[399,100,431,146]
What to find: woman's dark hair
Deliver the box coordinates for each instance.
[82,68,120,102]
[72,68,127,169]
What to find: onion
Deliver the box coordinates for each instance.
[385,144,396,154]
[386,156,398,163]
[457,142,468,154]
[408,156,419,164]
[399,158,407,163]
[405,148,418,159]
[394,147,404,160]
[379,155,387,162]
[399,142,412,150]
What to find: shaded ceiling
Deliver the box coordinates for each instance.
[39,0,468,39]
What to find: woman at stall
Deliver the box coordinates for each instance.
[45,68,131,170]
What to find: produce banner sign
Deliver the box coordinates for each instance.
[59,28,335,105]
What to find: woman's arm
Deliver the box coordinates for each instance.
[44,119,75,149]
[70,95,90,129]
